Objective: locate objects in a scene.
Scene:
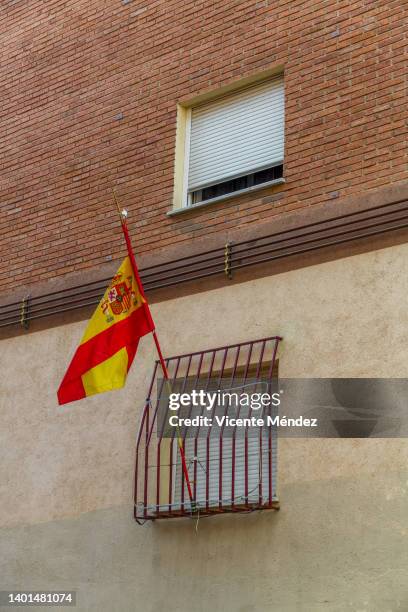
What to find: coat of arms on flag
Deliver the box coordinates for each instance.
[101,271,138,321]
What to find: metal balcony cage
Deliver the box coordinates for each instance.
[134,335,282,522]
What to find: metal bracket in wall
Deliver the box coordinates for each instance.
[20,295,30,330]
[224,242,233,280]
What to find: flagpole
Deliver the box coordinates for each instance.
[112,190,170,375]
[112,190,195,508]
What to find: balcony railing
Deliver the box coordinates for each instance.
[134,335,282,522]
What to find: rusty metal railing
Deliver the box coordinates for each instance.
[134,336,282,522]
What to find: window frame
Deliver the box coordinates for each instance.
[170,68,285,216]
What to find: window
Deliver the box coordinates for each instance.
[134,336,281,521]
[173,75,285,211]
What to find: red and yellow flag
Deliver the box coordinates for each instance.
[57,256,154,405]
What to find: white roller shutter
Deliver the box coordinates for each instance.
[173,436,277,510]
[187,76,284,191]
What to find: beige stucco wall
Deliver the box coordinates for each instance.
[1,243,408,611]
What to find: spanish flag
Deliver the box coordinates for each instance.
[57,255,154,405]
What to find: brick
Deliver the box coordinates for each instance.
[0,0,408,293]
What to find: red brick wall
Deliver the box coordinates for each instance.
[1,0,407,294]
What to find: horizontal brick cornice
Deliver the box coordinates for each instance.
[1,182,408,334]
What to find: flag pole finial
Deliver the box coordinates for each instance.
[112,189,128,224]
